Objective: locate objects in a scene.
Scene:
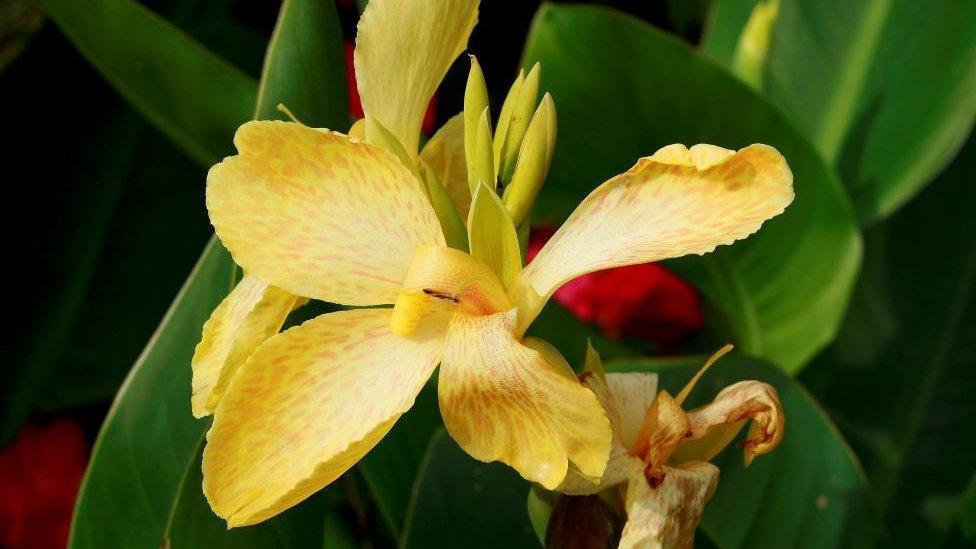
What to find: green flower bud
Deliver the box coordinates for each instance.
[470,106,496,192]
[503,93,556,224]
[464,55,490,186]
[732,0,780,89]
[493,68,525,174]
[496,63,541,183]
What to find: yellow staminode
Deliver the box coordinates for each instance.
[192,0,795,528]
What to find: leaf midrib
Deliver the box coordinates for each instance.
[813,0,893,163]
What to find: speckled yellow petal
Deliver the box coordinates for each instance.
[619,462,719,549]
[438,310,611,490]
[520,144,793,326]
[202,308,446,527]
[420,114,471,219]
[674,380,785,466]
[191,274,303,418]
[355,0,478,154]
[206,121,444,306]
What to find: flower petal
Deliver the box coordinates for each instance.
[207,121,444,306]
[420,114,471,218]
[632,391,691,488]
[390,245,511,336]
[672,380,785,466]
[558,369,654,495]
[355,0,478,154]
[438,310,612,489]
[202,308,445,527]
[604,373,659,449]
[520,144,793,324]
[191,274,303,417]
[618,462,719,549]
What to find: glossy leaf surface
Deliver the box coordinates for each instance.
[523,4,861,372]
[801,135,976,546]
[704,0,976,222]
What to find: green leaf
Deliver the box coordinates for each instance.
[166,444,332,548]
[800,134,976,545]
[69,0,349,544]
[609,353,880,548]
[400,430,539,548]
[255,0,349,128]
[704,0,976,222]
[357,382,441,538]
[69,238,236,548]
[34,0,257,165]
[522,4,861,373]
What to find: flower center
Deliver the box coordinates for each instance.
[390,245,511,336]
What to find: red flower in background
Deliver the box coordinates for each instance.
[344,43,437,134]
[0,421,88,549]
[528,226,704,349]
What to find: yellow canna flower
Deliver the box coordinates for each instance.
[554,346,785,548]
[190,0,795,529]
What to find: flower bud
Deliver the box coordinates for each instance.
[470,107,496,192]
[496,63,541,183]
[503,93,556,224]
[732,0,780,89]
[464,56,490,186]
[492,69,525,173]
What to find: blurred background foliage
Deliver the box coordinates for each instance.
[1,0,974,547]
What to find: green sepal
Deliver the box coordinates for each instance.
[467,183,522,292]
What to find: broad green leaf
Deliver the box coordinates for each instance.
[523,4,861,373]
[704,0,976,222]
[254,0,348,127]
[167,444,331,548]
[69,0,349,544]
[400,430,538,548]
[34,0,256,165]
[358,383,441,538]
[609,354,879,548]
[69,238,236,548]
[801,134,976,545]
